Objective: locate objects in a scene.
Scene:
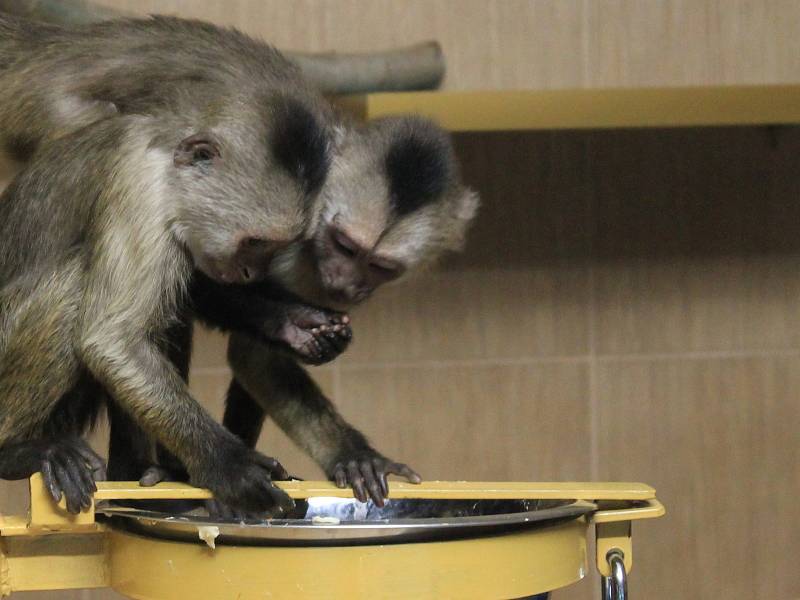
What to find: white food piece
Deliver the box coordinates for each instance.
[198,525,220,549]
[311,516,341,525]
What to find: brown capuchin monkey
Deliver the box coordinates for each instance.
[0,12,478,513]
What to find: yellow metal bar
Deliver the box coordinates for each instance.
[94,480,656,502]
[339,85,800,131]
[591,499,666,576]
[593,498,666,523]
[27,474,97,532]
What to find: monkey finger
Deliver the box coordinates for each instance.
[53,461,82,514]
[66,452,97,496]
[359,461,385,506]
[139,465,172,486]
[324,329,347,346]
[329,313,349,326]
[75,444,106,481]
[262,484,295,514]
[254,454,288,480]
[333,467,348,489]
[371,458,390,497]
[303,337,325,362]
[41,461,63,504]
[62,454,95,510]
[346,463,368,503]
[390,463,423,484]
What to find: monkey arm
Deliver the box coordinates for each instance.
[227,333,421,505]
[73,215,293,513]
[191,272,352,366]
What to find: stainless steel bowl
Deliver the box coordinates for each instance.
[99,497,595,547]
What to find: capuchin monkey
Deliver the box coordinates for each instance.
[137,116,480,514]
[0,12,350,364]
[0,12,352,513]
[0,96,338,514]
[0,12,479,511]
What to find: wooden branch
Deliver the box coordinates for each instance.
[290,42,444,94]
[0,0,446,93]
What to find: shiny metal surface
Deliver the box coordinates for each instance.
[99,497,595,547]
[601,549,628,600]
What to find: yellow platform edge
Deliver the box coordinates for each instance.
[337,85,800,131]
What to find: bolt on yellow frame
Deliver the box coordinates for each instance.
[0,475,663,599]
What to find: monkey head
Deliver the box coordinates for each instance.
[167,92,331,285]
[305,116,479,306]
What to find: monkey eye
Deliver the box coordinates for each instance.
[369,256,403,278]
[332,230,359,258]
[192,144,217,163]
[174,133,221,168]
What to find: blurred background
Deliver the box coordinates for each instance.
[1,1,799,598]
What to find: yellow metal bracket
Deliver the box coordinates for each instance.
[592,499,666,576]
[0,477,664,598]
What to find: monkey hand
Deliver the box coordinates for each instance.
[36,437,107,514]
[270,305,352,365]
[328,451,422,507]
[191,444,296,515]
[138,465,293,521]
[138,464,189,487]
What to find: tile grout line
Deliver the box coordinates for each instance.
[585,131,601,484]
[191,348,800,377]
[588,262,600,482]
[191,347,800,377]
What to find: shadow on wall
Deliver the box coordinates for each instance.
[448,125,800,270]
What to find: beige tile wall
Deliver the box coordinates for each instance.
[2,2,800,599]
[3,128,800,600]
[96,0,800,90]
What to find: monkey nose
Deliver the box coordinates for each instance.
[234,236,290,281]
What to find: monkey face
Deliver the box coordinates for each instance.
[169,95,332,285]
[305,116,479,305]
[313,223,405,305]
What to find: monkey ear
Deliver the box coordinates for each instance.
[174,133,221,168]
[456,187,480,223]
[447,187,480,251]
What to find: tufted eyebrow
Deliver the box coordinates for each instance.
[385,131,451,216]
[271,98,331,196]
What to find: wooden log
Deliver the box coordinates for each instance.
[0,0,446,93]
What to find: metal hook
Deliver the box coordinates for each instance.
[601,549,628,600]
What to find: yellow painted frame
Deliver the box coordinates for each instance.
[337,85,800,131]
[0,476,664,598]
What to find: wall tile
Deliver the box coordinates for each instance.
[337,362,592,482]
[596,357,800,600]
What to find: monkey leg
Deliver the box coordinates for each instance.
[191,272,353,365]
[228,333,421,507]
[0,265,106,512]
